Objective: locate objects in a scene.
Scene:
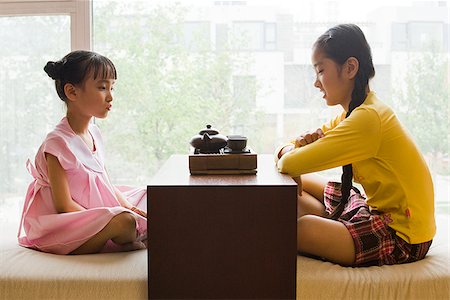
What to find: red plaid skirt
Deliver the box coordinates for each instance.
[324,182,432,267]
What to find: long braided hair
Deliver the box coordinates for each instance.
[313,24,375,220]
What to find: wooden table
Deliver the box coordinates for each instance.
[148,154,297,299]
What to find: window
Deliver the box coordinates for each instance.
[232,21,266,50]
[0,16,71,197]
[1,0,448,216]
[0,0,89,221]
[392,21,447,51]
[233,75,256,108]
[183,21,211,51]
[264,23,277,50]
[92,0,448,214]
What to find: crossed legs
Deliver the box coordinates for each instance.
[297,174,355,266]
[70,212,138,255]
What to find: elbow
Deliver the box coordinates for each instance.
[277,161,289,174]
[278,166,296,177]
[53,200,78,213]
[277,158,300,177]
[54,203,68,214]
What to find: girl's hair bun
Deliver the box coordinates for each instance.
[44,60,63,80]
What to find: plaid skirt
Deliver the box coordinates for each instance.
[324,182,432,267]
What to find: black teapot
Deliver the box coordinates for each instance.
[190,125,228,153]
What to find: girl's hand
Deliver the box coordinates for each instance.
[278,144,295,159]
[292,176,303,196]
[294,128,324,148]
[130,206,147,218]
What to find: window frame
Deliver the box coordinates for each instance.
[0,0,91,50]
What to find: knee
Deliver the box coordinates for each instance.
[297,192,326,218]
[111,212,136,233]
[297,215,314,236]
[297,215,319,251]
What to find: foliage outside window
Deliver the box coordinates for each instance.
[0,0,447,217]
[92,1,448,214]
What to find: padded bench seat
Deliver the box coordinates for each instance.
[0,225,147,300]
[1,215,448,299]
[297,214,450,299]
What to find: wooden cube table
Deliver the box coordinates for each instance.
[148,154,297,299]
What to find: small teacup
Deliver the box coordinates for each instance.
[227,135,247,151]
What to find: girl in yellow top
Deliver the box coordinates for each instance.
[276,24,435,267]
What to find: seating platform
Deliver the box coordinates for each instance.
[1,211,448,299]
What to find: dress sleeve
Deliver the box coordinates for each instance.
[277,107,382,177]
[41,136,77,171]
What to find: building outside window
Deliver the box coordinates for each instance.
[0,0,448,218]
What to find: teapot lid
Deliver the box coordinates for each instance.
[199,124,219,135]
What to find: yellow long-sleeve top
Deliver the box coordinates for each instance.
[276,91,435,244]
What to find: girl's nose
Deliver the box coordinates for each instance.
[314,77,321,89]
[107,91,113,102]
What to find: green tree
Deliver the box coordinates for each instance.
[93,2,262,183]
[0,16,69,193]
[393,45,449,174]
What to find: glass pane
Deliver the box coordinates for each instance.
[0,15,70,222]
[93,0,448,214]
[233,22,264,50]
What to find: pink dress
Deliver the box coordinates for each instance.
[18,117,147,254]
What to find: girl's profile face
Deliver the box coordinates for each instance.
[311,48,353,111]
[75,72,115,119]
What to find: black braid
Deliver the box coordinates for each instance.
[314,24,375,220]
[313,24,375,220]
[329,75,368,220]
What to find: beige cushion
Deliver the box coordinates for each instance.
[297,214,450,299]
[0,220,147,300]
[1,214,448,299]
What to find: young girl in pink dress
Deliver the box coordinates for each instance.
[18,50,147,255]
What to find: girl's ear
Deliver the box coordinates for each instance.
[346,57,359,79]
[64,83,77,102]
